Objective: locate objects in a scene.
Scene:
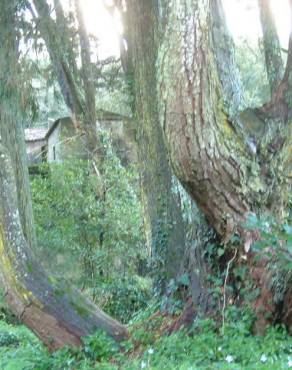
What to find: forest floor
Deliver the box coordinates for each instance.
[1,304,292,369]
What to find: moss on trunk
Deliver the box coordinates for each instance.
[0,144,128,351]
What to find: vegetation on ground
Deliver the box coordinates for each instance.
[1,304,292,369]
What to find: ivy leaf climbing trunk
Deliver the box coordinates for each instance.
[123,0,189,290]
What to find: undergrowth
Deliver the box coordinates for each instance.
[1,304,292,370]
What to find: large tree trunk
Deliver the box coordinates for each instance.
[0,1,37,250]
[124,0,188,290]
[0,145,127,351]
[157,0,291,330]
[157,0,291,242]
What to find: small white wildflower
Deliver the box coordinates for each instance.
[218,347,222,352]
[225,355,234,363]
[260,354,267,363]
[148,348,154,355]
[141,360,147,369]
[288,358,292,368]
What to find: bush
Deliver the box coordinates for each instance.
[30,140,148,322]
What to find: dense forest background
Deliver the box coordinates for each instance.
[0,0,291,368]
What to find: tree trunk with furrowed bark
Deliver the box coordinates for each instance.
[156,0,291,331]
[0,1,37,251]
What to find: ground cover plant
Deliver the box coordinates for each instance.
[1,304,292,370]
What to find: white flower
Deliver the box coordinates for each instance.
[218,347,222,352]
[225,355,234,363]
[288,358,292,368]
[148,348,154,355]
[141,361,147,369]
[260,354,267,363]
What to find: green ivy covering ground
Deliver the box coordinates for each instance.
[1,304,292,370]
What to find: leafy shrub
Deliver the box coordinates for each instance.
[82,330,119,362]
[1,306,292,369]
[245,213,292,271]
[30,141,148,322]
[100,276,152,323]
[0,331,19,347]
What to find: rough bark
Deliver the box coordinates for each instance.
[0,144,128,351]
[157,0,291,243]
[156,0,291,331]
[0,0,37,250]
[210,0,245,117]
[258,0,284,95]
[125,0,188,289]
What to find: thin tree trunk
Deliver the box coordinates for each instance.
[53,0,80,83]
[210,0,245,116]
[33,0,104,159]
[258,0,284,95]
[125,0,187,290]
[33,0,84,118]
[74,0,99,154]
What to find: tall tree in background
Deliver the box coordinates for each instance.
[32,0,107,285]
[258,0,284,95]
[0,0,127,350]
[120,0,188,290]
[32,0,100,153]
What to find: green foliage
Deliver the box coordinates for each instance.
[82,330,119,362]
[0,331,19,347]
[0,288,18,325]
[0,321,45,370]
[101,276,151,323]
[1,305,292,370]
[246,213,292,271]
[30,144,148,322]
[235,40,270,107]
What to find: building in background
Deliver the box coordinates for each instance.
[24,111,137,167]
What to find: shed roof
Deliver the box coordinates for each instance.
[25,128,48,142]
[45,111,130,139]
